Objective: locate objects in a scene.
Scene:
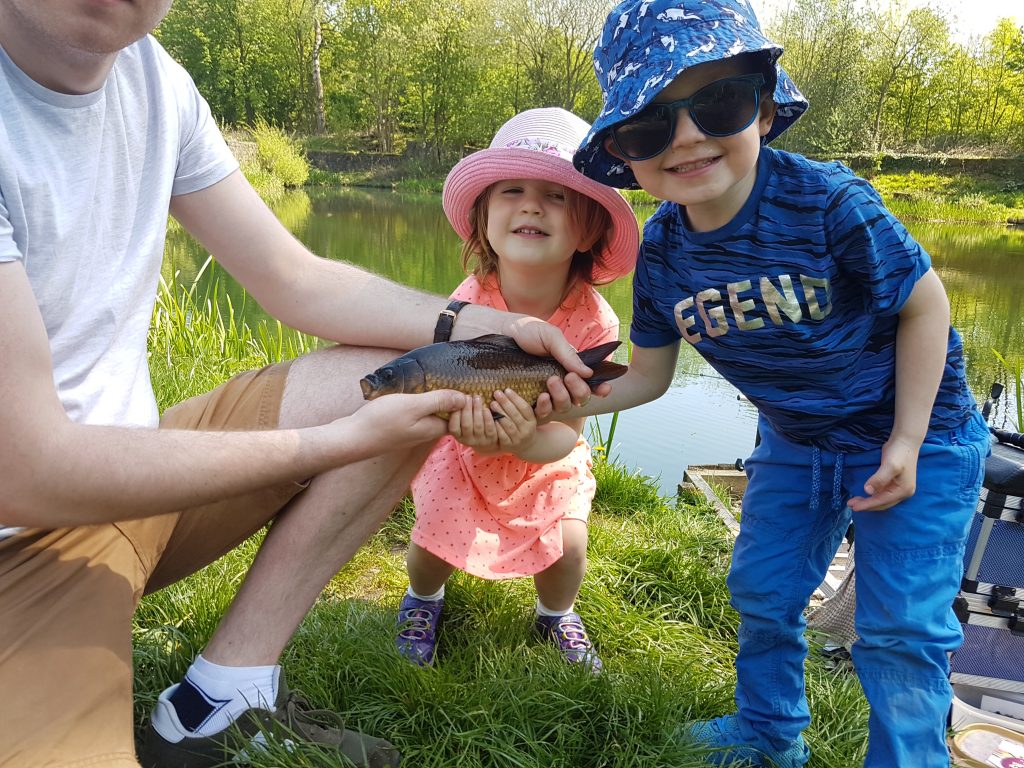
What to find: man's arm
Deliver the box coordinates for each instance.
[168,171,595,394]
[0,260,464,528]
[848,268,950,512]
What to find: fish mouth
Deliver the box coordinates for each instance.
[359,376,378,400]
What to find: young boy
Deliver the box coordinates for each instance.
[564,1,991,766]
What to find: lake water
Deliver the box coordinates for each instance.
[163,187,1024,495]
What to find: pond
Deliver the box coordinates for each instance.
[163,187,1024,495]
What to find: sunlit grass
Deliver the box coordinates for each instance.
[148,256,318,411]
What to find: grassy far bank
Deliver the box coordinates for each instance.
[293,134,1024,227]
[234,123,1024,225]
[140,279,871,766]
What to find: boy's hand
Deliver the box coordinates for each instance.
[847,436,921,512]
[534,375,611,424]
[500,317,601,409]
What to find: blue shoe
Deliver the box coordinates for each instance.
[534,612,604,674]
[687,715,810,767]
[395,593,443,667]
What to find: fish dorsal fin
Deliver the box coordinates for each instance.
[467,334,522,350]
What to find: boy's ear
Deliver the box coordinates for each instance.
[603,135,628,163]
[758,96,776,139]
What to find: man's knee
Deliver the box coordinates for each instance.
[279,345,404,429]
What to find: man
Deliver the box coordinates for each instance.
[0,2,597,766]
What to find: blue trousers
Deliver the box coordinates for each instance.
[728,411,989,767]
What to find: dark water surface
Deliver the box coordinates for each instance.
[163,187,1024,494]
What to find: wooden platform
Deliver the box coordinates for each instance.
[680,464,851,601]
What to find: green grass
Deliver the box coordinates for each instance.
[872,171,1024,225]
[138,285,870,765]
[149,257,318,410]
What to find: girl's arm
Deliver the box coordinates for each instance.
[848,268,950,512]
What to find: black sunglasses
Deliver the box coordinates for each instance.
[610,74,766,161]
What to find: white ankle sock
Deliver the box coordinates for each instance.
[536,598,573,617]
[150,654,280,740]
[408,584,445,602]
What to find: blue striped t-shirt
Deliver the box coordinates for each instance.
[631,147,976,452]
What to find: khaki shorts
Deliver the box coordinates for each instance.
[0,361,307,768]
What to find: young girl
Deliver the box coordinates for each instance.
[394,107,639,672]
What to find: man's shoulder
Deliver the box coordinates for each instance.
[113,35,195,96]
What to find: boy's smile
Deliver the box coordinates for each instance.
[610,58,775,233]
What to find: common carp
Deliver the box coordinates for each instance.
[359,334,626,408]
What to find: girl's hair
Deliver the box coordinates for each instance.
[460,184,612,286]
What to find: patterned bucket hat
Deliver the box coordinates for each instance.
[574,0,809,189]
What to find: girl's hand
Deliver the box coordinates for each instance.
[448,395,502,454]
[847,435,920,512]
[490,388,538,456]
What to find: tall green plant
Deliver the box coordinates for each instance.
[149,256,317,411]
[993,349,1023,430]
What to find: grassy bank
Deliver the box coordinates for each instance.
[138,280,870,767]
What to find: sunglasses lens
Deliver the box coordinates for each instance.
[692,78,760,136]
[610,77,763,160]
[612,105,673,160]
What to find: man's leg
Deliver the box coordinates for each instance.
[0,524,155,768]
[186,344,432,665]
[143,345,431,766]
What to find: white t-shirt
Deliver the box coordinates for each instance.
[0,36,239,539]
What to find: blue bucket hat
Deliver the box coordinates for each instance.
[574,0,809,189]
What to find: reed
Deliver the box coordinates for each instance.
[148,257,317,410]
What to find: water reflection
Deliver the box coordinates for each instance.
[163,188,1024,494]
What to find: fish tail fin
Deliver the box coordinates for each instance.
[588,360,629,387]
[578,340,627,387]
[577,340,621,367]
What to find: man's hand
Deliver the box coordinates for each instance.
[345,390,467,456]
[847,435,920,512]
[501,316,600,410]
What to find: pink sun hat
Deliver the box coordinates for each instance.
[442,107,640,284]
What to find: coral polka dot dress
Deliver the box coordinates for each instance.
[410,275,620,579]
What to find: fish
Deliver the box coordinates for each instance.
[359,334,627,412]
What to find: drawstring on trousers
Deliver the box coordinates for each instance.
[810,446,846,516]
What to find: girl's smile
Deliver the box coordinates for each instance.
[486,179,583,277]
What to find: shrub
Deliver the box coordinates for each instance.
[249,118,310,188]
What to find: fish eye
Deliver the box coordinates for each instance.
[381,368,395,381]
